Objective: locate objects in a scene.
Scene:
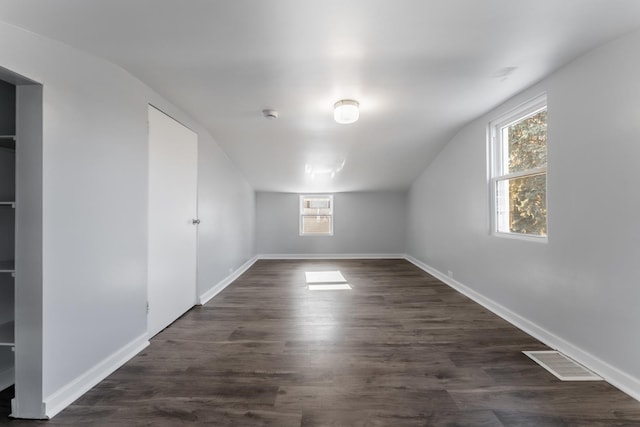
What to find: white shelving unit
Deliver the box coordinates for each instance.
[0,321,14,347]
[0,260,14,274]
[0,136,16,281]
[0,80,16,392]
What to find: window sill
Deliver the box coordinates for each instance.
[492,231,548,244]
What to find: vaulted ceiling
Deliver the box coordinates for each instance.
[1,0,640,192]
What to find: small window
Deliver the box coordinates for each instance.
[490,94,547,240]
[300,195,333,236]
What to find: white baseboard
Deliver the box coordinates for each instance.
[405,255,640,402]
[258,253,405,260]
[43,333,149,419]
[0,365,14,392]
[199,256,259,305]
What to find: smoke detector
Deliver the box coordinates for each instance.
[262,109,279,120]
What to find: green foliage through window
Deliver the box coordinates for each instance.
[508,174,547,236]
[507,110,547,173]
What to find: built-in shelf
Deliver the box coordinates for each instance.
[0,136,15,151]
[0,321,14,347]
[0,202,15,208]
[0,260,15,273]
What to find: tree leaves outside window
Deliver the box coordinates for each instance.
[505,110,547,236]
[492,96,547,239]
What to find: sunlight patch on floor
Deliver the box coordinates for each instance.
[304,270,347,283]
[308,283,352,291]
[305,270,351,291]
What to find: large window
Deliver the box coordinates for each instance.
[299,195,334,236]
[490,94,547,239]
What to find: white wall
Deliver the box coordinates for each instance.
[197,136,255,293]
[407,29,640,398]
[0,21,255,417]
[256,191,406,255]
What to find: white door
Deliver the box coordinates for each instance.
[147,105,198,338]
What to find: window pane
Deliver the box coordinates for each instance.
[302,215,332,234]
[306,198,330,209]
[505,109,547,174]
[302,197,331,215]
[496,174,547,236]
[302,206,331,215]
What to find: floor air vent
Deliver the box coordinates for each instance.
[523,351,602,381]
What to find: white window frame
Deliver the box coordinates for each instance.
[489,93,548,242]
[299,194,334,236]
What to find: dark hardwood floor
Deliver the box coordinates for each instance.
[2,259,640,426]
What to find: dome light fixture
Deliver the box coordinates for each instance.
[334,99,359,124]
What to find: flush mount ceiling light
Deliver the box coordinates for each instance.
[334,99,359,124]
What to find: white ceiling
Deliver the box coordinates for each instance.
[1,1,640,192]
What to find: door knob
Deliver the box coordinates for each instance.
[192,219,201,225]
